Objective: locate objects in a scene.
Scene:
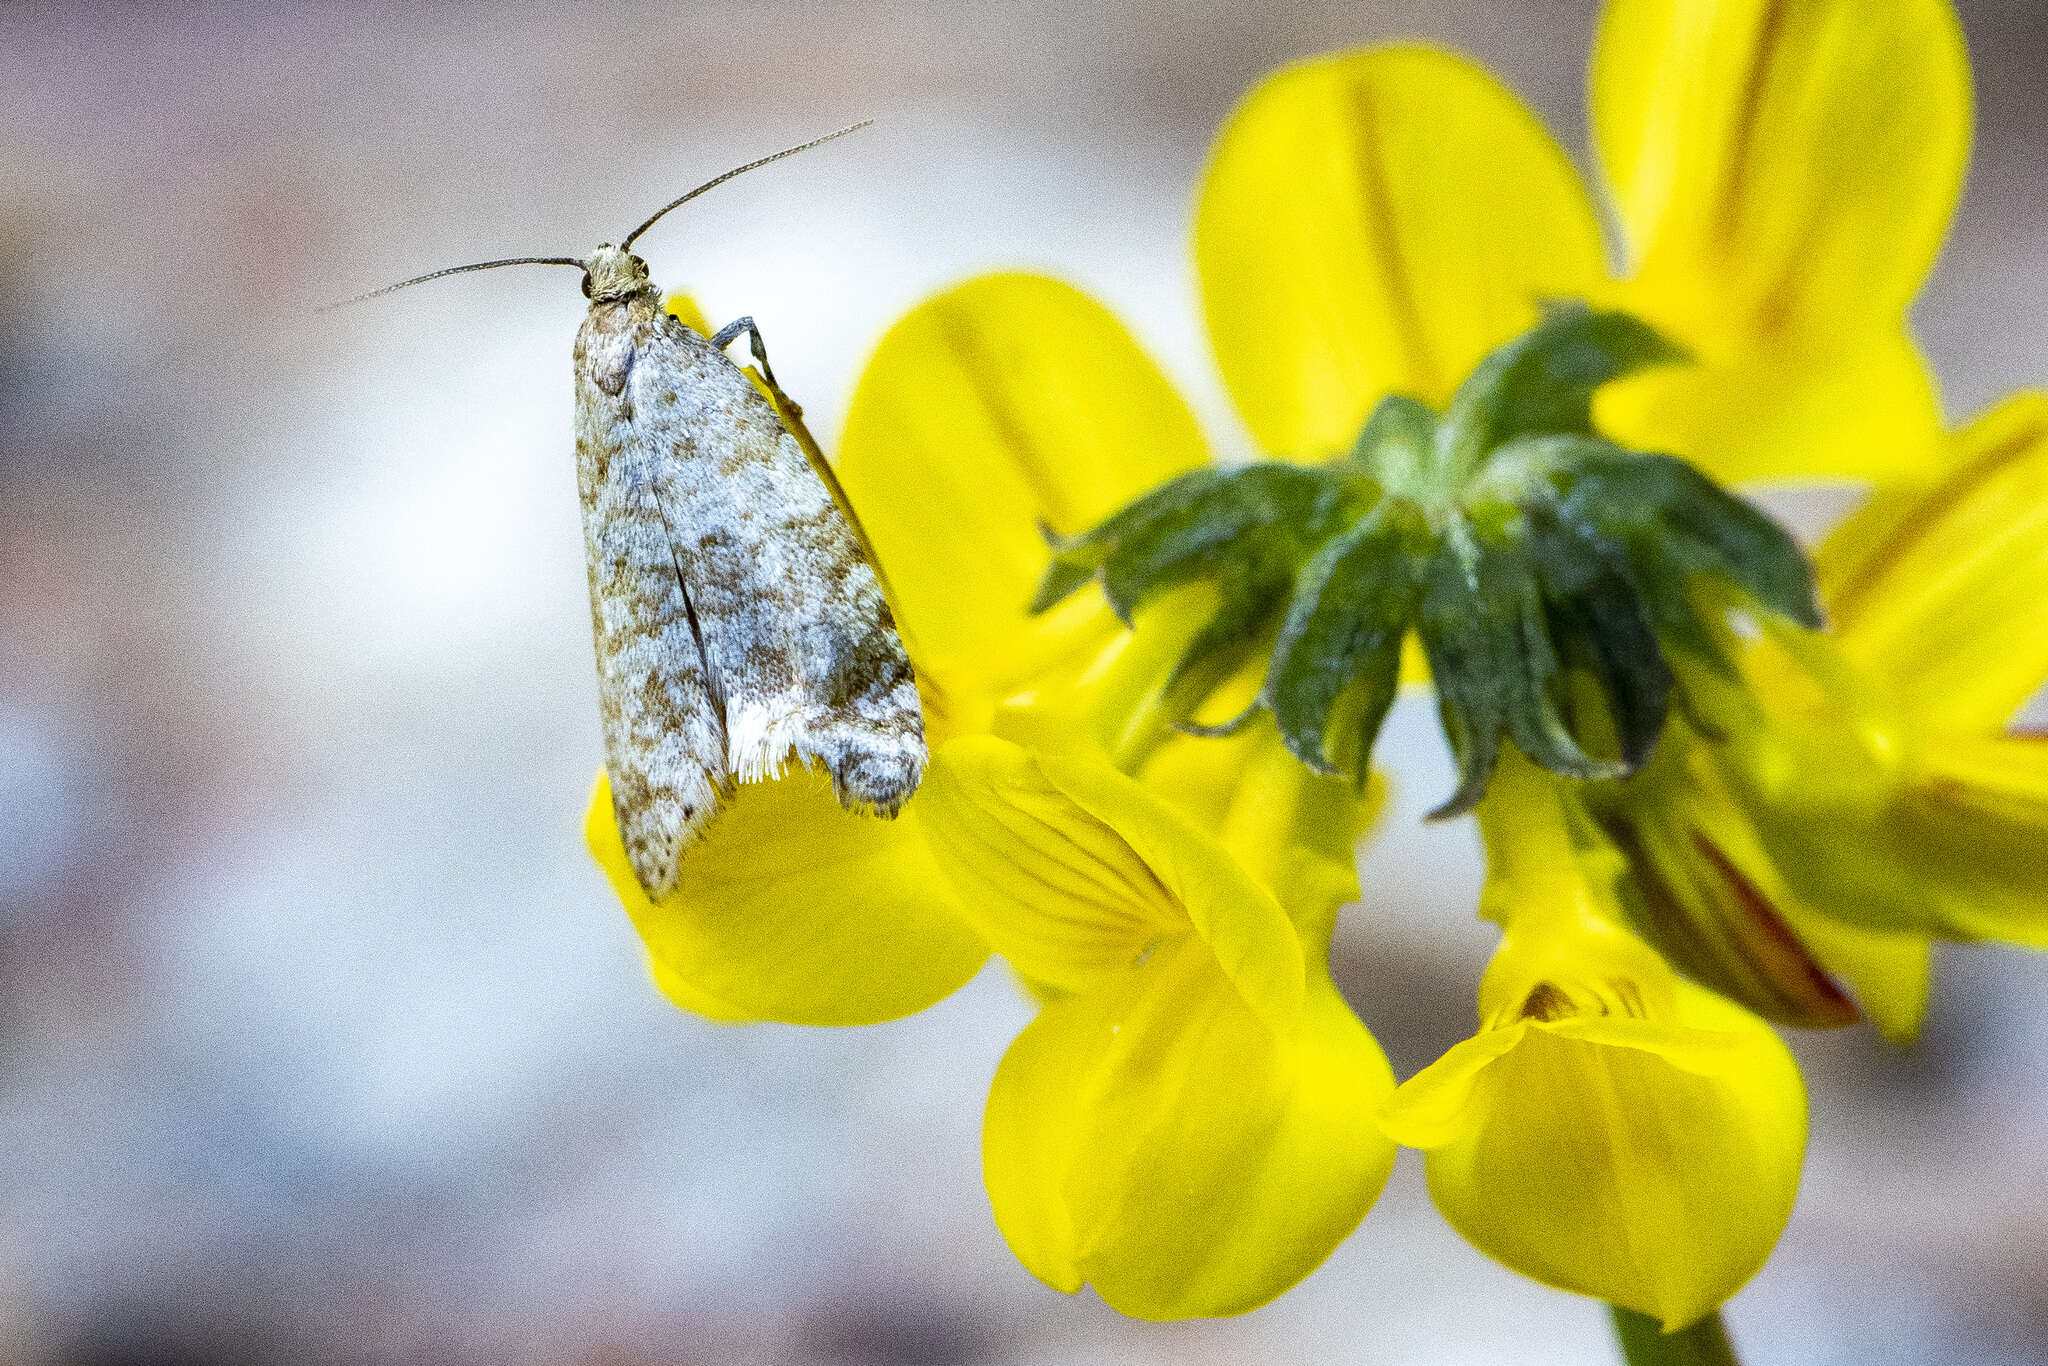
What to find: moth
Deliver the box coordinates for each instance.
[341,125,925,897]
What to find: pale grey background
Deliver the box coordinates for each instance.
[1,2,2045,1363]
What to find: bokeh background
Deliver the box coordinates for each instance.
[3,1,2045,1362]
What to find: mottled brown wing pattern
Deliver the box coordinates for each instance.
[574,293,926,897]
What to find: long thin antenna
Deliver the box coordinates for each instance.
[619,119,874,250]
[321,256,588,311]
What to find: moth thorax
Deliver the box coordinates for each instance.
[582,244,657,303]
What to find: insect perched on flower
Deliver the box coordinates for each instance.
[555,0,2046,1358]
[338,125,925,897]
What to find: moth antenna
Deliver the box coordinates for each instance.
[321,256,589,312]
[619,120,874,250]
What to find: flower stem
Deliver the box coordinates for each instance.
[1608,1308,1742,1366]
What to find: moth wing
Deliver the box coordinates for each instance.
[576,308,729,897]
[631,318,927,814]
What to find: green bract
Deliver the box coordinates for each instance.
[1034,305,1822,814]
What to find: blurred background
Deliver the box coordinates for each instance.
[2,1,2045,1362]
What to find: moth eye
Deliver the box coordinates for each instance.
[580,275,594,299]
[629,254,646,271]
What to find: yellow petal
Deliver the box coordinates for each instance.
[1593,0,1971,350]
[586,768,987,1026]
[1374,1024,1529,1149]
[1386,976,1806,1330]
[1585,742,1863,1030]
[1135,717,1384,935]
[1706,633,2048,950]
[1882,735,2048,947]
[989,582,1221,769]
[919,736,1304,1030]
[1595,328,1946,487]
[1783,913,1930,1043]
[984,933,1395,1319]
[836,274,1209,707]
[1196,45,1606,457]
[661,292,716,337]
[1818,392,2048,728]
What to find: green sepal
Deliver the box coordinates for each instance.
[1525,505,1672,772]
[1262,500,1431,779]
[1097,463,1349,621]
[1349,394,1438,489]
[1156,573,1292,721]
[1420,513,1623,819]
[1441,303,1686,481]
[1030,463,1367,627]
[1030,468,1227,614]
[1029,305,1823,816]
[1029,551,1100,616]
[1555,447,1823,630]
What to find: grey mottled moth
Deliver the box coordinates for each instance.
[338,125,924,896]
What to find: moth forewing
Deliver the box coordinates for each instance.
[574,288,727,896]
[633,307,924,798]
[573,248,924,897]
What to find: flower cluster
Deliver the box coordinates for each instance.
[587,0,2048,1341]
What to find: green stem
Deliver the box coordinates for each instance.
[1608,1307,1742,1366]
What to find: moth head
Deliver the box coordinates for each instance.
[581,244,655,303]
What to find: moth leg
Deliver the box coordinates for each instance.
[711,315,801,418]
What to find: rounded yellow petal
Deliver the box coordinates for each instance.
[984,934,1395,1319]
[586,769,987,1026]
[1594,0,1971,349]
[919,736,1304,1029]
[1196,45,1606,456]
[836,274,1209,706]
[1386,983,1806,1330]
[1595,328,1947,487]
[1819,392,2048,728]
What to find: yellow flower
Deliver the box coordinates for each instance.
[1579,395,2048,1039]
[1383,754,1806,1330]
[922,736,1393,1319]
[840,274,1395,1316]
[593,274,1395,1314]
[1194,0,1969,487]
